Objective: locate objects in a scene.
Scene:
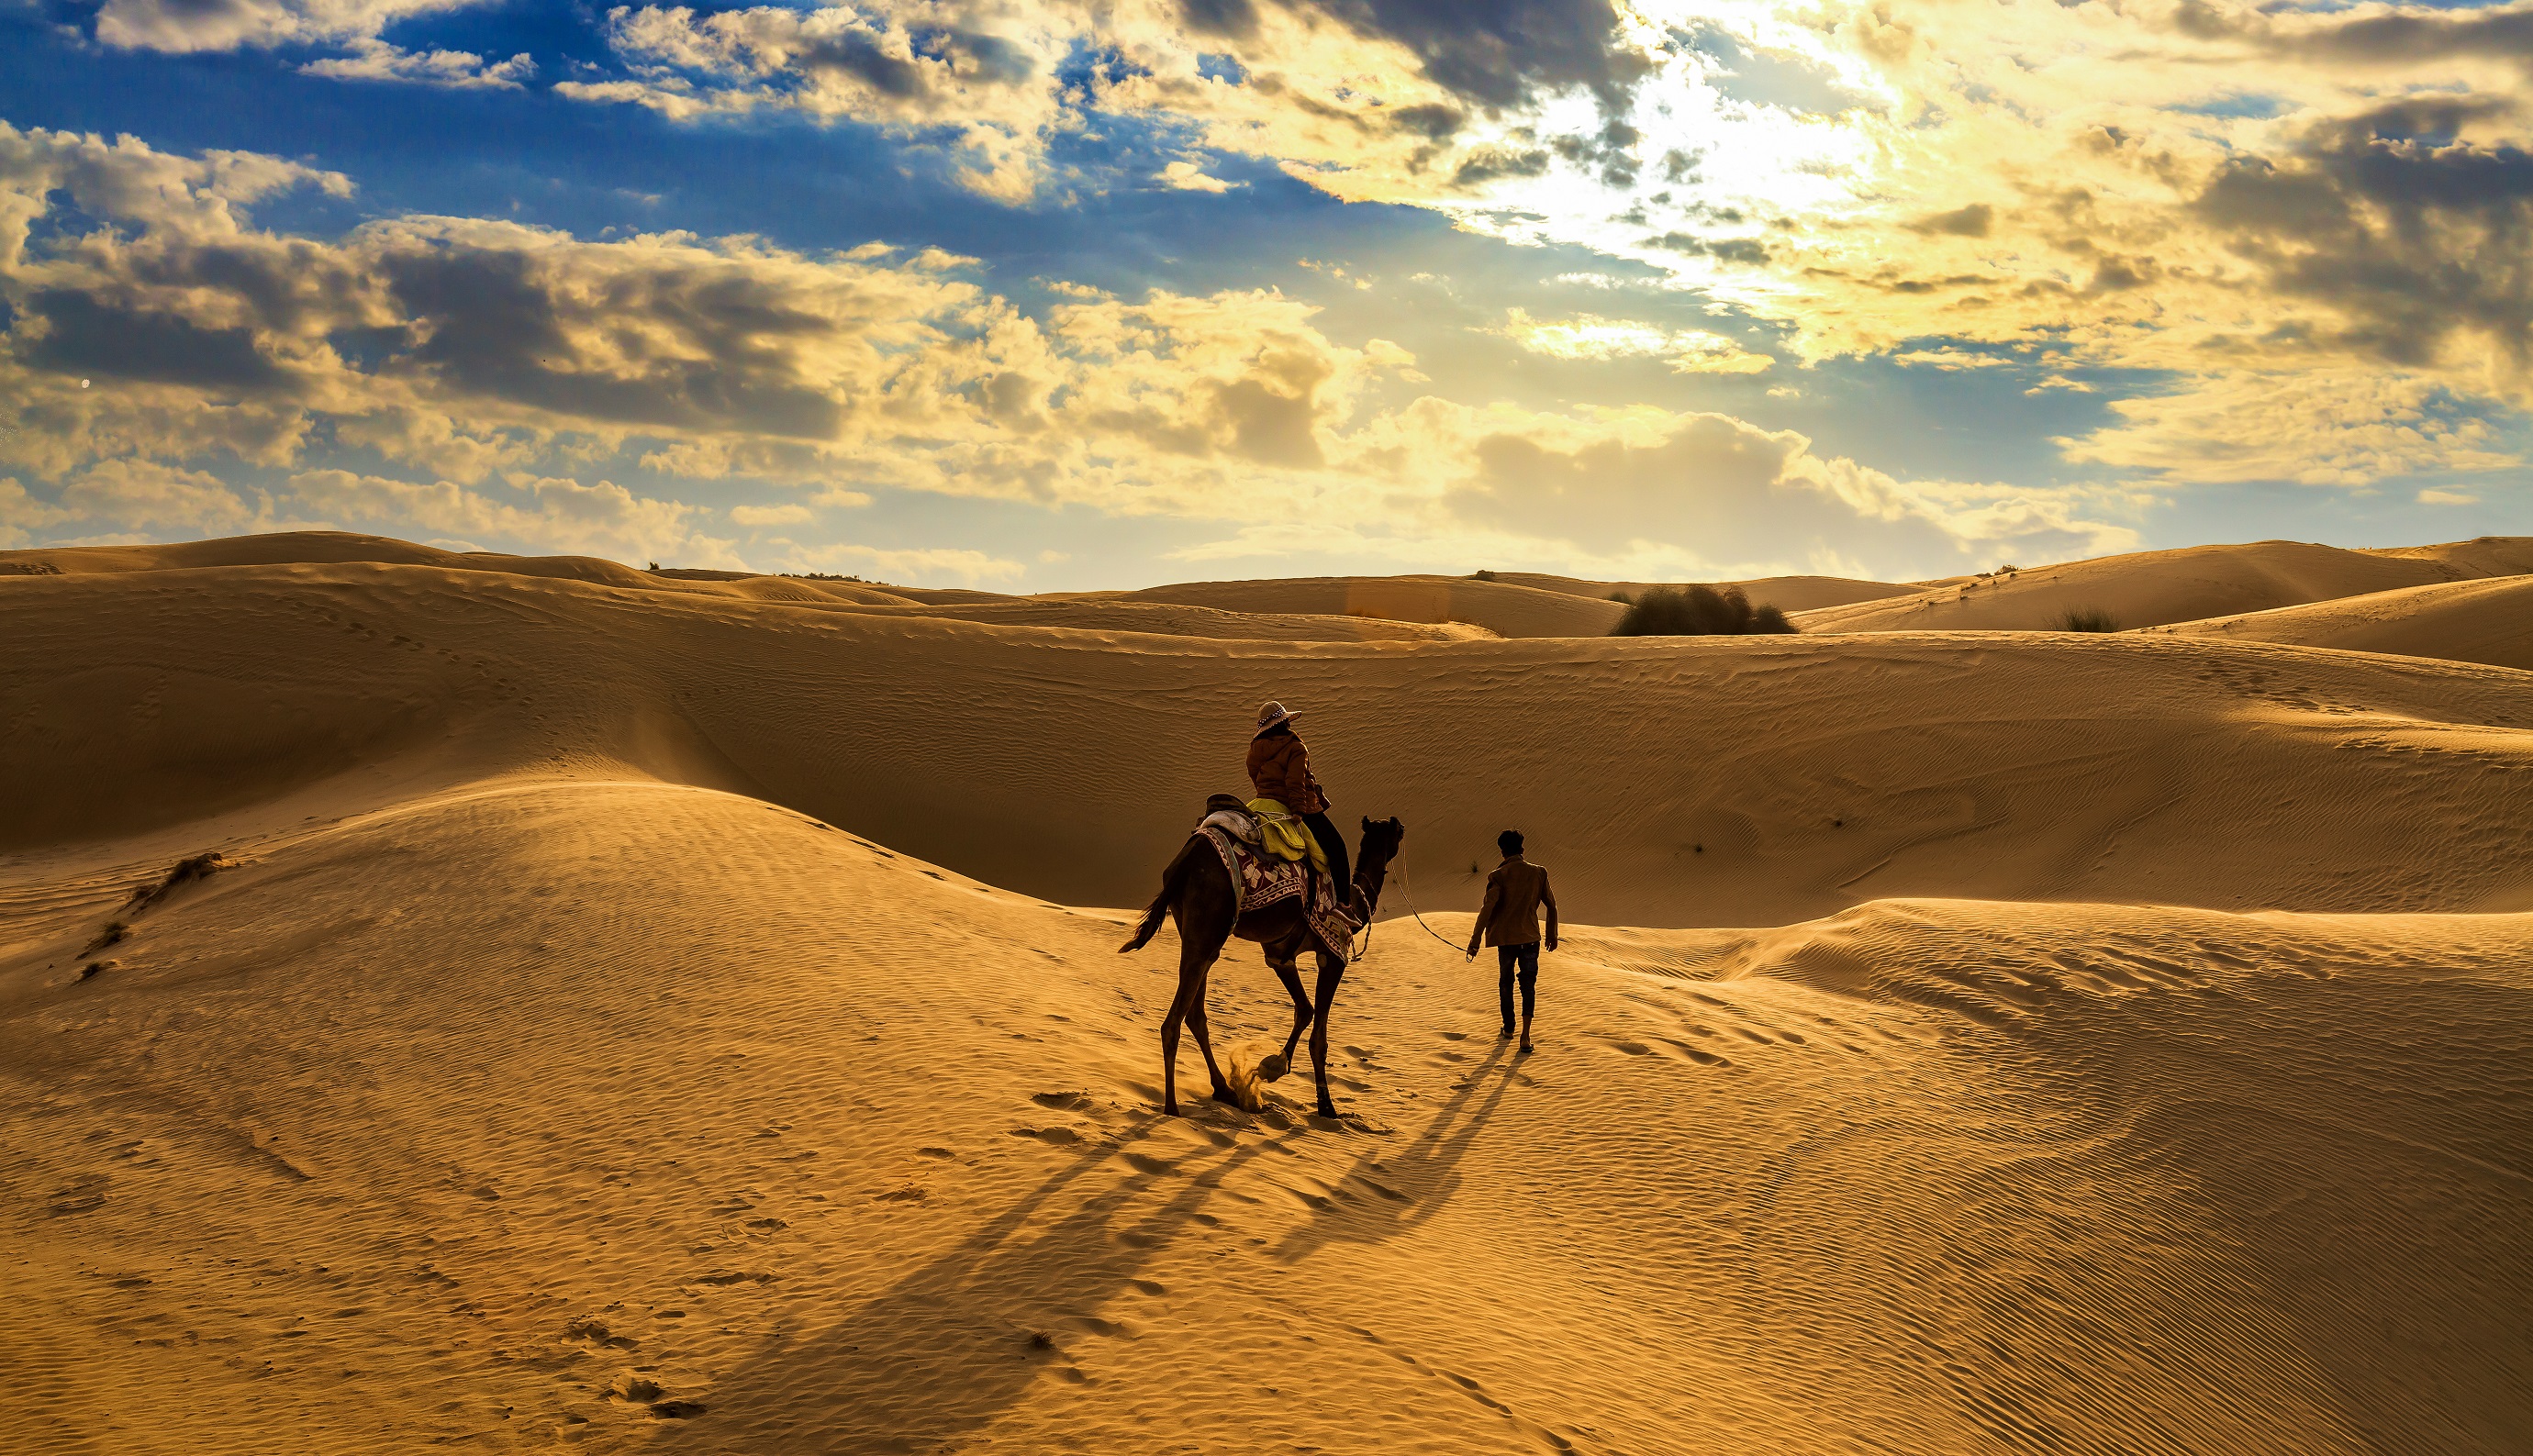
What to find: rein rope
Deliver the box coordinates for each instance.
[1356,860,1464,961]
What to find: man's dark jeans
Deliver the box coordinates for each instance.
[1497,941,1539,1030]
[1301,810,1352,904]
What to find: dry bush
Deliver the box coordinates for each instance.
[1611,585,1798,637]
[2054,606,2121,633]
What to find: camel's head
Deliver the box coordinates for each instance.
[1357,815,1405,869]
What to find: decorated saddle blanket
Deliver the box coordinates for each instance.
[1196,822,1357,966]
[1243,796,1324,873]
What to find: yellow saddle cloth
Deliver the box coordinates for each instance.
[1245,798,1326,875]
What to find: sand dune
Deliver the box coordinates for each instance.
[828,599,1489,642]
[2143,576,2533,672]
[7,535,2532,1453]
[8,559,2531,923]
[1492,571,1914,614]
[1084,574,1629,638]
[6,778,2527,1454]
[1794,537,2533,635]
[2365,535,2533,578]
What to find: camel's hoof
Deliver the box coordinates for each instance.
[1258,1053,1290,1083]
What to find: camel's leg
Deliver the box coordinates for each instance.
[1306,950,1346,1118]
[1270,954,1311,1069]
[1161,947,1214,1117]
[1185,995,1235,1104]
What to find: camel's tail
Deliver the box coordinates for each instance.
[1120,837,1201,952]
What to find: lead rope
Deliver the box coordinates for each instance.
[1365,861,1467,961]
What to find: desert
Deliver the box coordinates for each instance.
[5,530,2529,1454]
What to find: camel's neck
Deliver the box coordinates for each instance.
[1353,856,1392,914]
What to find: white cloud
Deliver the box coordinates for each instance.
[57,460,260,534]
[93,0,478,52]
[0,121,2134,580]
[284,470,740,565]
[2418,488,2480,506]
[1156,160,1240,194]
[300,39,533,88]
[782,542,1025,586]
[1486,309,1773,374]
[2061,372,2517,485]
[0,477,72,547]
[730,503,812,526]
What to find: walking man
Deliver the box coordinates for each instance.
[1465,828,1557,1052]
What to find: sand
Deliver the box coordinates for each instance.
[6,531,2531,1454]
[1080,574,1631,638]
[2144,575,2533,672]
[1793,538,2533,635]
[1490,572,1914,613]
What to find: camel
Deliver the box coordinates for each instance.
[1120,815,1406,1118]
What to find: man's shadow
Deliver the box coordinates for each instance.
[1270,1039,1520,1263]
[659,1117,1272,1453]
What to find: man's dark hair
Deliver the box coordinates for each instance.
[1498,829,1523,856]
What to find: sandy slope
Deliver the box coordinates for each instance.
[9,561,2533,923]
[5,778,2527,1455]
[2144,576,2533,672]
[825,599,1490,642]
[1084,575,1629,638]
[1492,572,1914,614]
[8,539,2533,1453]
[1794,538,2533,635]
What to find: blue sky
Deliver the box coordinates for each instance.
[0,0,2524,586]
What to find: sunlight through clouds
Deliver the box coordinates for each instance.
[1487,308,1773,373]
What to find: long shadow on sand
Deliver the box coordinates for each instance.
[656,1117,1276,1453]
[1269,1039,1520,1264]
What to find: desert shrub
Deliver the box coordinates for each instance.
[1609,591,1633,605]
[2054,606,2121,632]
[1611,585,1798,637]
[1470,569,1498,582]
[127,852,229,912]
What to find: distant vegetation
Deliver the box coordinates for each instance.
[1470,569,1499,582]
[2054,606,2122,632]
[1610,585,1796,637]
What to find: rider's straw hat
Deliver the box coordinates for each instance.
[1254,700,1298,737]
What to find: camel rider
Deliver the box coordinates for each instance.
[1246,701,1354,913]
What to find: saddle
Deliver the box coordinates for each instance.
[1191,795,1359,963]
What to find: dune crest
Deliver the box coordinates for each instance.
[1795,537,2533,636]
[2144,574,2533,672]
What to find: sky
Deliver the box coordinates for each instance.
[0,0,2526,588]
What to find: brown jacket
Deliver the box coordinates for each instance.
[1470,856,1557,949]
[1244,728,1326,814]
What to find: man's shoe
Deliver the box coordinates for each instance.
[1500,1025,1517,1039]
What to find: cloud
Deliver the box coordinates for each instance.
[1156,159,1241,193]
[300,39,534,88]
[779,541,1026,585]
[0,477,71,547]
[1485,308,1773,373]
[1421,404,2133,575]
[2417,488,2480,506]
[56,459,262,534]
[2060,372,2516,485]
[730,503,812,526]
[92,0,479,52]
[88,0,2533,498]
[0,120,2138,580]
[282,469,739,563]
